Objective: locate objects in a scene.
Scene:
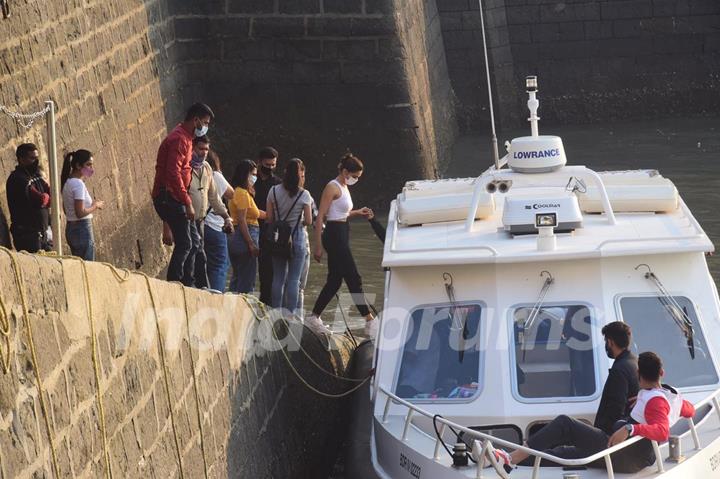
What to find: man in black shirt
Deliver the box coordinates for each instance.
[595,321,639,434]
[6,143,52,253]
[253,146,281,305]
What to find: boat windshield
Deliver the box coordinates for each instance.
[395,303,482,400]
[620,296,719,388]
[512,304,597,400]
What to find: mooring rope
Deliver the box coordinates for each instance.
[0,280,11,375]
[244,297,372,399]
[0,247,61,478]
[138,272,185,479]
[177,283,210,479]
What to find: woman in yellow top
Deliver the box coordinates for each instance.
[228,159,266,293]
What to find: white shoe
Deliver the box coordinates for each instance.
[305,315,332,335]
[364,318,378,339]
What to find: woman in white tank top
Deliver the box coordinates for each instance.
[306,153,377,337]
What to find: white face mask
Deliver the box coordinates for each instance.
[346,175,359,186]
[194,124,209,137]
[249,174,257,186]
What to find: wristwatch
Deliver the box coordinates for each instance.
[624,424,633,437]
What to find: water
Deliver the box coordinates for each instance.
[308,116,720,337]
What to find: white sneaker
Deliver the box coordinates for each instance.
[305,315,332,335]
[364,318,378,339]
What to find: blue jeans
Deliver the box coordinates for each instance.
[153,191,192,284]
[191,220,208,289]
[271,227,310,315]
[66,219,95,260]
[204,224,229,292]
[228,225,259,294]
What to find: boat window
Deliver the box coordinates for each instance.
[395,303,482,400]
[512,305,596,399]
[620,296,719,388]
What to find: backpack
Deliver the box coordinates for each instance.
[265,187,303,259]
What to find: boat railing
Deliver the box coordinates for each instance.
[376,384,720,479]
[465,165,618,233]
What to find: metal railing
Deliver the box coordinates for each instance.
[377,385,720,479]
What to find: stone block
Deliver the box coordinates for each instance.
[252,17,306,38]
[440,11,463,31]
[324,0,363,13]
[365,0,395,14]
[653,34,704,54]
[322,39,377,60]
[690,0,720,14]
[174,17,211,40]
[584,20,613,40]
[532,23,559,43]
[437,0,470,12]
[540,2,600,23]
[601,0,652,20]
[653,0,691,16]
[208,17,251,38]
[350,16,396,36]
[227,0,275,14]
[276,39,323,60]
[613,18,643,37]
[505,5,540,24]
[307,16,354,36]
[170,0,225,15]
[278,0,321,14]
[508,24,532,43]
[223,39,276,61]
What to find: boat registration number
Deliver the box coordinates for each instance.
[399,452,421,479]
[710,449,720,472]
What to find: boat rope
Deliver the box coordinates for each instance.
[334,293,358,348]
[139,272,185,479]
[177,283,210,479]
[33,249,133,479]
[245,298,372,398]
[0,276,11,374]
[0,247,61,478]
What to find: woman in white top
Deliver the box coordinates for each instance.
[60,150,104,260]
[308,153,376,336]
[267,158,313,316]
[203,150,235,292]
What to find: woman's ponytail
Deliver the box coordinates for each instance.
[60,151,74,190]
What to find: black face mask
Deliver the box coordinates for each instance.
[605,343,614,359]
[260,165,274,176]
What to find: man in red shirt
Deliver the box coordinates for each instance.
[152,103,214,284]
[493,351,695,474]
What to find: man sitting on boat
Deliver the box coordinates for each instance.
[494,351,695,473]
[594,321,640,435]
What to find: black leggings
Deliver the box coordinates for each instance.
[312,222,370,317]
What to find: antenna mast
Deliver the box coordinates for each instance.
[477,0,500,170]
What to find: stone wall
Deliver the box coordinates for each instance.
[173,0,457,205]
[0,249,355,478]
[438,0,720,128]
[0,0,183,272]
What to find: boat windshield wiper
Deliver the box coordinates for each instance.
[635,264,695,359]
[519,271,554,360]
[443,273,469,362]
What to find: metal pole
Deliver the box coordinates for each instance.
[45,100,62,255]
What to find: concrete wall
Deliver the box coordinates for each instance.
[174,0,457,205]
[0,249,354,478]
[438,0,720,128]
[0,0,187,272]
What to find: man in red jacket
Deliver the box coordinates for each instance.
[494,351,695,474]
[152,103,214,284]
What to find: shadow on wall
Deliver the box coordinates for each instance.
[225,321,357,479]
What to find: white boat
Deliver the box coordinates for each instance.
[366,77,720,479]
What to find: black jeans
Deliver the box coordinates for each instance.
[523,415,652,473]
[10,224,50,253]
[153,191,192,285]
[312,222,370,317]
[258,222,273,304]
